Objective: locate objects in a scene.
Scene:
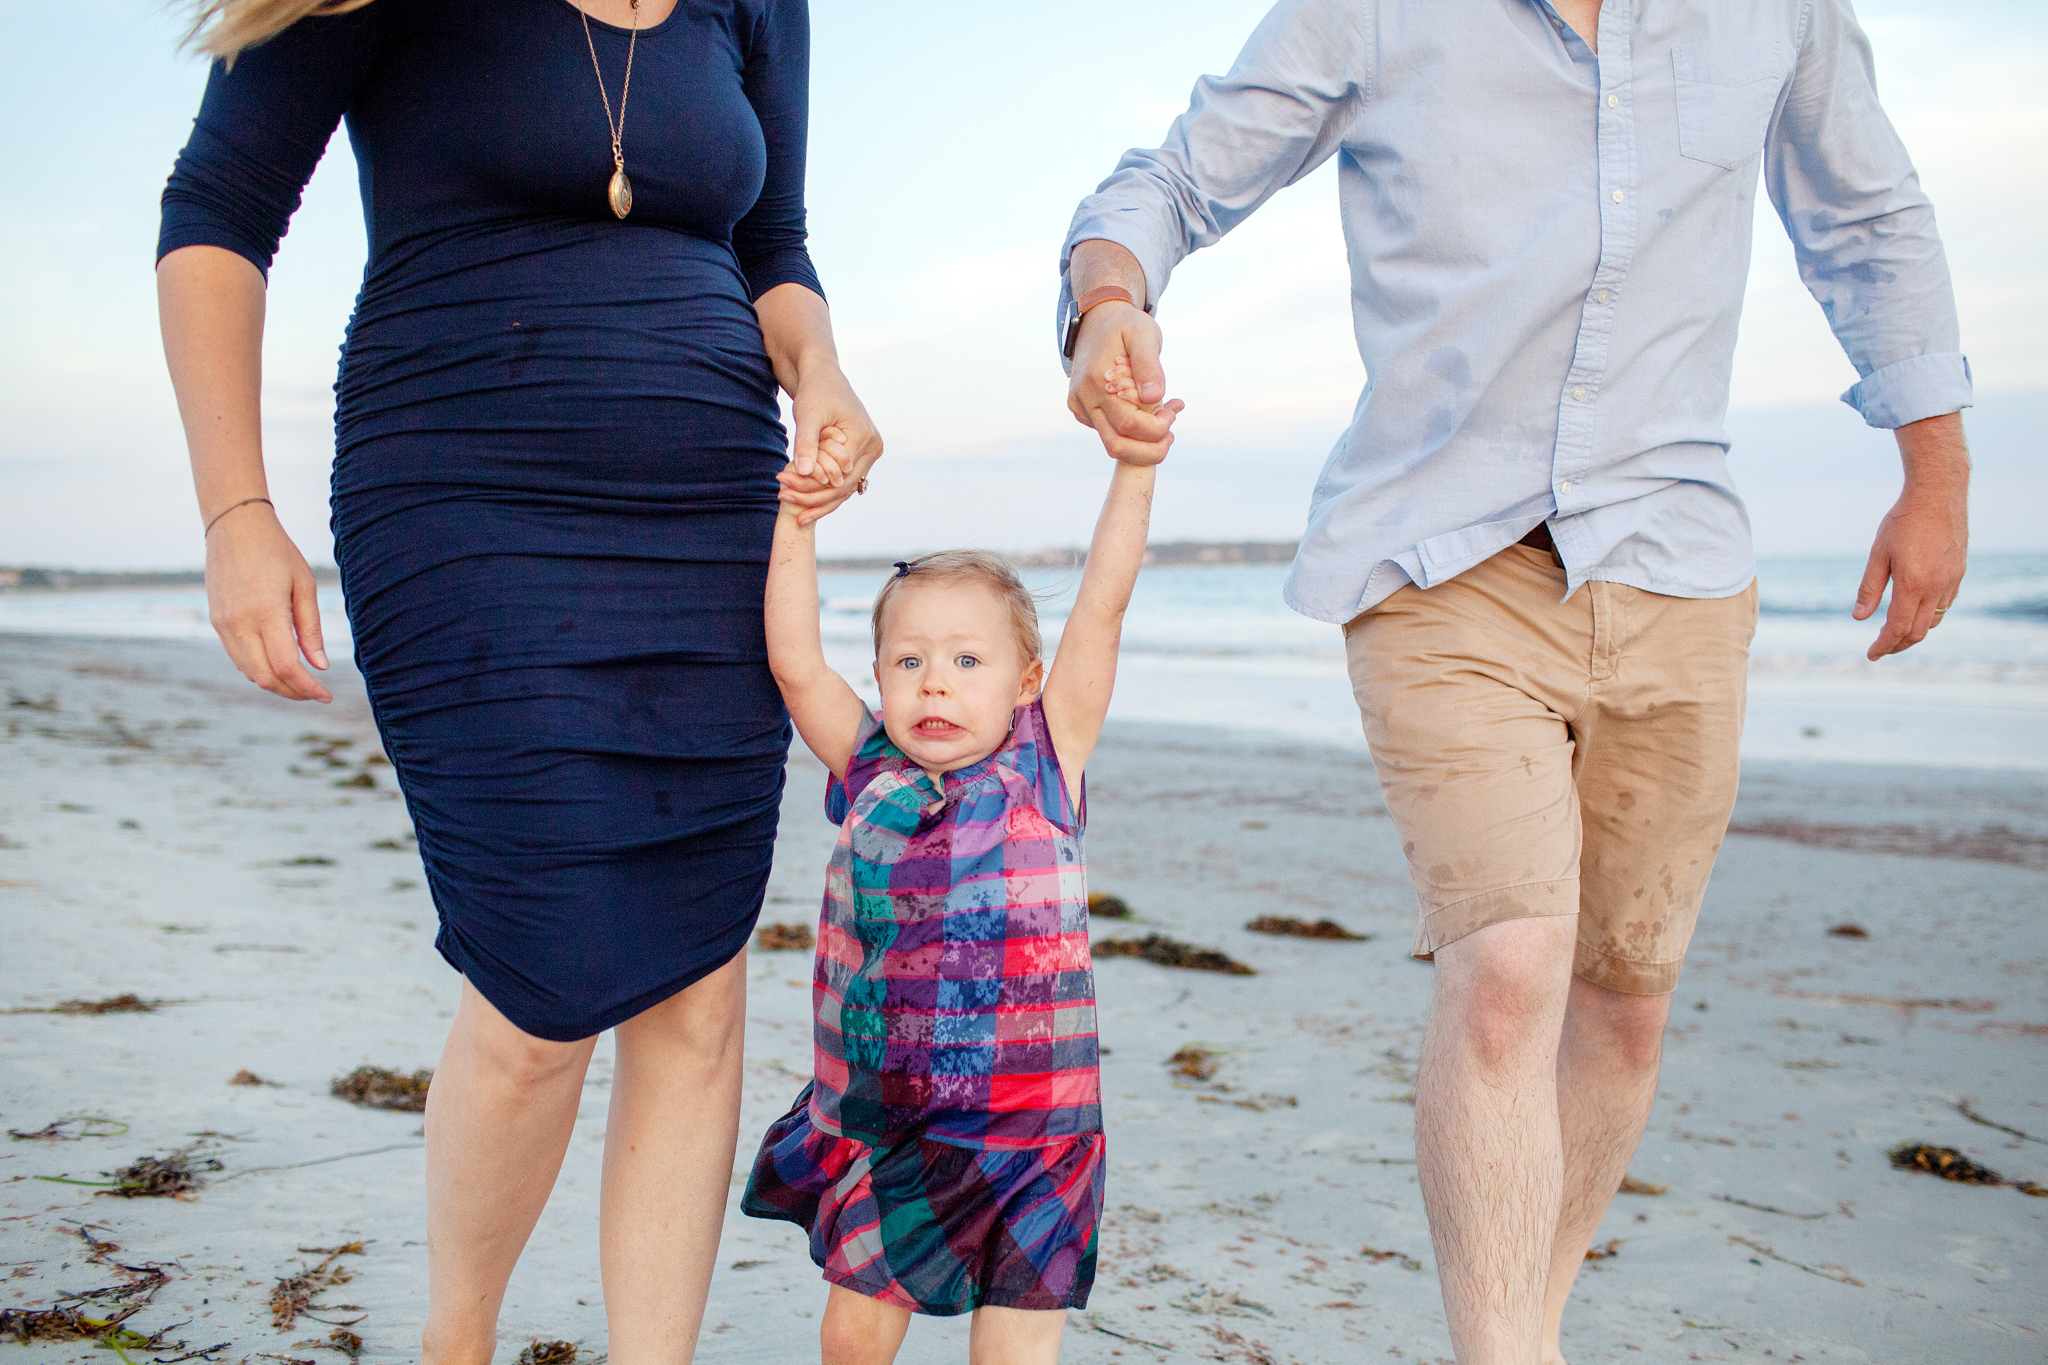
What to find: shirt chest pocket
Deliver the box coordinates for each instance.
[1672,37,1789,170]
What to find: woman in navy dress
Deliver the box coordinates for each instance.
[157,0,878,1357]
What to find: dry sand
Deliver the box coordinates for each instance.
[2,633,2044,1364]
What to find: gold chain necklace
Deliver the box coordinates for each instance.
[579,0,640,218]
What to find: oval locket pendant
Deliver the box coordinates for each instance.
[608,168,634,219]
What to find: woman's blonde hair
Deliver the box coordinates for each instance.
[871,552,1044,664]
[183,0,377,62]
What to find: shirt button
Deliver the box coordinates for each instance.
[1611,189,1625,203]
[1561,480,1575,494]
[1607,94,1619,108]
[1595,289,1611,304]
[1572,386,1587,402]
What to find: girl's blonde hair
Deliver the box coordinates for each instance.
[871,552,1043,663]
[183,0,377,62]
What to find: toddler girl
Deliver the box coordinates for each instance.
[741,446,1158,1365]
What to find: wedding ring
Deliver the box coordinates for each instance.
[1932,606,1949,614]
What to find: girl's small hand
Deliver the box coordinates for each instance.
[780,366,881,527]
[1106,356,1140,405]
[1095,355,1182,466]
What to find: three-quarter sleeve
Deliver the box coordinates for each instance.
[733,0,823,303]
[157,8,385,279]
[1764,0,1971,429]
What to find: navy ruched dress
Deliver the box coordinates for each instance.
[159,0,819,1041]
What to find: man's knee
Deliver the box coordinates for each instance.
[1434,917,1577,1070]
[1567,976,1671,1074]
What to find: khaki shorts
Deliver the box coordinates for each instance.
[1344,544,1758,994]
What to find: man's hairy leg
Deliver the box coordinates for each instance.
[1416,916,1577,1365]
[1539,977,1672,1365]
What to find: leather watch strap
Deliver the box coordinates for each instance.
[1073,284,1138,316]
[1062,284,1142,360]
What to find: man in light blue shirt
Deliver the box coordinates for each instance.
[1059,1,1970,1360]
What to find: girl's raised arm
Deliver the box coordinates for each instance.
[766,506,867,780]
[1041,460,1157,786]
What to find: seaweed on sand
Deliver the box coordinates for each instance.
[1244,916,1370,941]
[304,1327,363,1359]
[1094,934,1255,975]
[331,1067,432,1112]
[1887,1141,2045,1194]
[517,1342,579,1365]
[753,922,815,952]
[0,1227,202,1358]
[1889,1142,2003,1185]
[0,1304,160,1350]
[53,994,158,1015]
[1087,893,1133,919]
[1167,1045,1222,1082]
[8,1115,128,1141]
[230,1069,281,1087]
[270,1243,365,1331]
[103,1148,224,1198]
[1617,1175,1667,1195]
[1826,922,1870,938]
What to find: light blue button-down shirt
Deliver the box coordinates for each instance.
[1061,0,1971,624]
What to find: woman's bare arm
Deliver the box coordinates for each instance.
[1041,460,1157,798]
[754,282,883,526]
[157,243,331,702]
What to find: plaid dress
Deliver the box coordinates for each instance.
[742,701,1104,1315]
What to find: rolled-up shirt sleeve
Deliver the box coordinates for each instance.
[1058,0,1366,343]
[1765,0,1970,428]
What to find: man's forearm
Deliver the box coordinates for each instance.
[1895,410,1970,494]
[1068,238,1149,311]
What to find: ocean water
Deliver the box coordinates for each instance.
[5,553,2045,769]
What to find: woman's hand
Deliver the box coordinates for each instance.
[752,282,882,528]
[776,363,883,528]
[205,503,333,702]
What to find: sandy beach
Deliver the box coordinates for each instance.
[3,631,2044,1364]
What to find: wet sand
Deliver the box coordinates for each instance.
[3,633,2043,1363]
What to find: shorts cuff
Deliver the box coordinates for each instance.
[1573,938,1682,995]
[1412,878,1579,960]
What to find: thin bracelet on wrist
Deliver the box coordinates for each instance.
[204,497,274,537]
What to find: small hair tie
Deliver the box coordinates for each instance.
[892,561,912,577]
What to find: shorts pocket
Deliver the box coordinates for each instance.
[1672,37,1788,170]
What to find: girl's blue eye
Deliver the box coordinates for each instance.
[956,655,979,669]
[898,656,920,670]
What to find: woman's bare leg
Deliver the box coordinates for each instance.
[598,954,749,1365]
[422,981,597,1365]
[820,1285,913,1365]
[967,1306,1066,1365]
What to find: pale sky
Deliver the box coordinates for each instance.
[2,0,2042,569]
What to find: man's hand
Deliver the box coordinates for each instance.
[1854,411,1969,660]
[1065,239,1183,465]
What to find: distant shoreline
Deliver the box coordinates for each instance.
[0,540,1301,591]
